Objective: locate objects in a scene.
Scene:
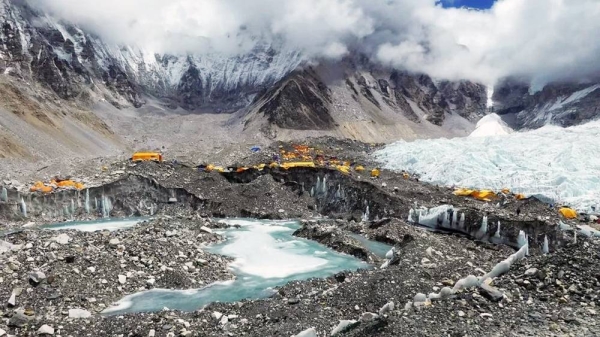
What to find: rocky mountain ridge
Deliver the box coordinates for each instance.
[493,78,600,129]
[0,0,303,111]
[242,59,488,142]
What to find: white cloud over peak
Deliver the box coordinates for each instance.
[27,0,600,88]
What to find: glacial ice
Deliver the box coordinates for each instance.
[374,120,600,212]
[543,235,549,254]
[19,197,27,217]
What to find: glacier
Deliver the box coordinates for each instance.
[374,120,600,212]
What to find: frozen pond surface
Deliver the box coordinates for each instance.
[42,217,148,232]
[83,218,371,315]
[348,233,393,258]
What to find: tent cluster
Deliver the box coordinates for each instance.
[30,178,85,194]
[453,188,527,202]
[198,144,388,179]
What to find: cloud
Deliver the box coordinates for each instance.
[27,0,600,87]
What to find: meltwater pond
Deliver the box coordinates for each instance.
[103,219,369,315]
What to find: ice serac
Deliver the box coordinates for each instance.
[374,120,600,212]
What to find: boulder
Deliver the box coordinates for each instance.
[360,312,379,322]
[37,324,54,335]
[331,320,358,336]
[211,311,223,321]
[29,271,47,286]
[378,301,395,315]
[293,327,317,337]
[53,234,71,245]
[68,308,91,319]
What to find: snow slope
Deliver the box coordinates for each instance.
[374,121,600,212]
[469,113,513,137]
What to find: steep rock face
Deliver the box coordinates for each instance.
[494,78,600,128]
[244,60,487,140]
[258,69,335,130]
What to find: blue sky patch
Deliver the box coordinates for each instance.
[440,0,496,10]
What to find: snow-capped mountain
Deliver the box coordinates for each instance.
[0,0,303,111]
[0,0,598,147]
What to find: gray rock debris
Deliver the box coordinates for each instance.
[9,309,34,327]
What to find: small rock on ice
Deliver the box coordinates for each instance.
[211,311,223,321]
[200,226,213,234]
[118,275,127,284]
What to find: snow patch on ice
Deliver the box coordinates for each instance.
[469,113,513,138]
[374,121,600,212]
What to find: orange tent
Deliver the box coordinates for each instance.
[559,208,577,219]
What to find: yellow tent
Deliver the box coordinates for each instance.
[354,165,365,172]
[453,188,475,196]
[559,208,577,219]
[371,169,380,178]
[336,165,350,175]
[280,162,316,170]
[470,190,497,201]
